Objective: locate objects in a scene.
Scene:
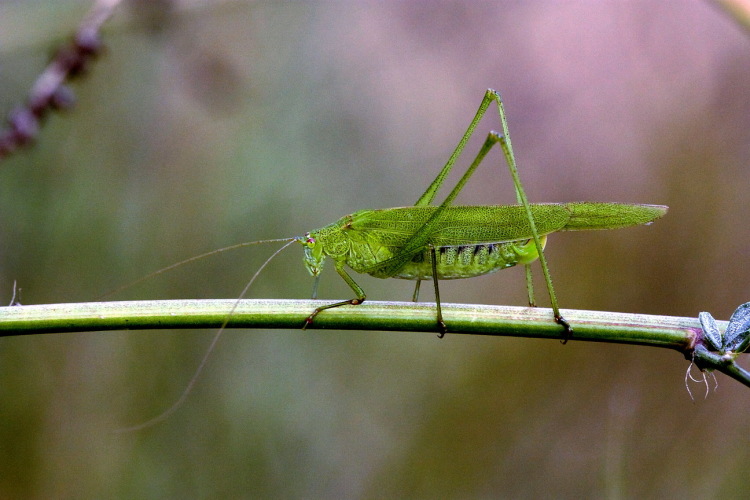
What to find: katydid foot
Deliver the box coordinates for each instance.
[302,298,365,330]
[557,314,572,344]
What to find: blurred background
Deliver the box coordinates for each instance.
[1,0,749,497]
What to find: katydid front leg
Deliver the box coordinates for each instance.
[303,260,366,329]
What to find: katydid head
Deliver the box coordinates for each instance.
[300,232,326,277]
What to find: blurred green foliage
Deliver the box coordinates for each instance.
[2,1,750,497]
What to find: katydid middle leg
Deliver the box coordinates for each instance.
[428,245,447,338]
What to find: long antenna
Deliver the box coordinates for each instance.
[99,238,296,300]
[113,238,297,433]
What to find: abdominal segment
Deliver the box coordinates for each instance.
[393,238,544,280]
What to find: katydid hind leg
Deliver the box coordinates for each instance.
[417,90,571,338]
[493,94,572,339]
[414,89,498,206]
[385,89,571,339]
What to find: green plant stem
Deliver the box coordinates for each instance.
[0,298,698,342]
[2,299,748,388]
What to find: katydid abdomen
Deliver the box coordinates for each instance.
[393,237,545,280]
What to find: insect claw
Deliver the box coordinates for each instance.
[436,320,448,339]
[303,297,365,330]
[557,315,573,344]
[302,311,319,330]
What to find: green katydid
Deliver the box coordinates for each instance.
[120,89,666,338]
[293,89,666,337]
[115,89,666,430]
[117,89,667,339]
